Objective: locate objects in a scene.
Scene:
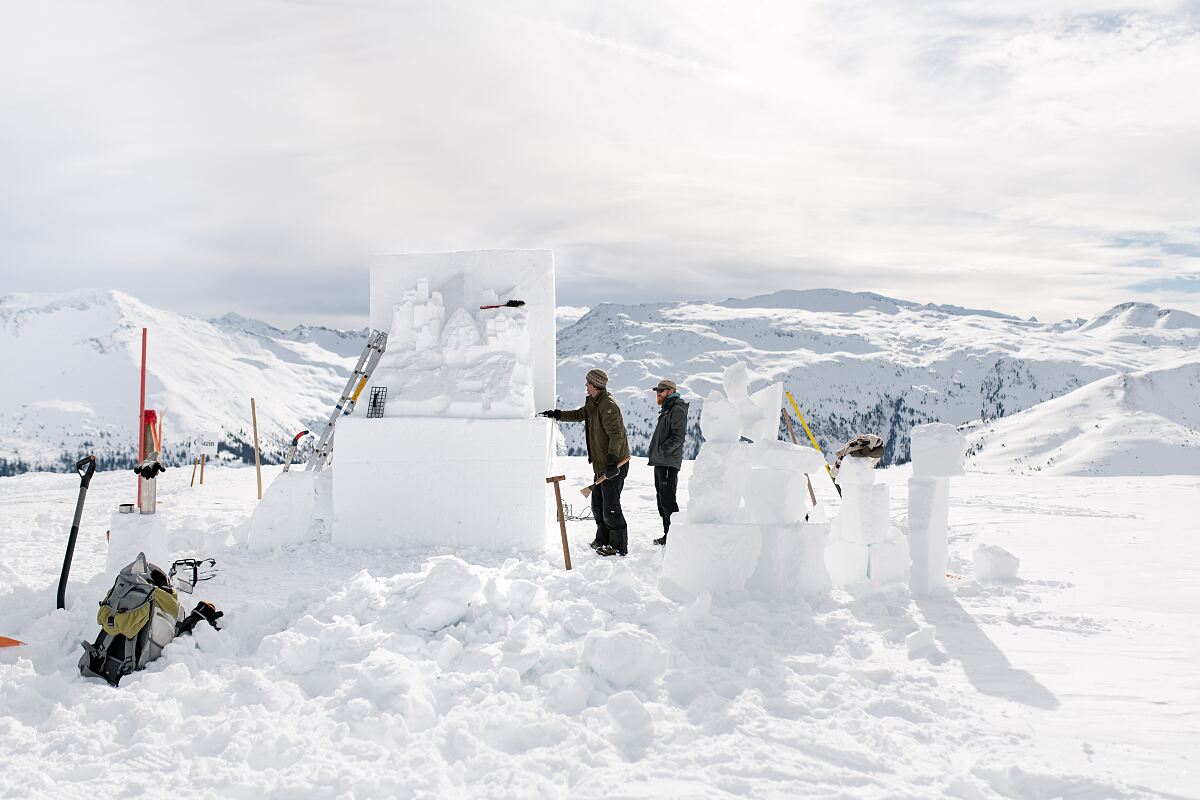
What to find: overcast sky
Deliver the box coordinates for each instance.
[2,1,1198,328]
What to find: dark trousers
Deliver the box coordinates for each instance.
[591,463,629,554]
[654,465,679,533]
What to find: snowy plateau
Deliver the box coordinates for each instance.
[1,287,1198,798]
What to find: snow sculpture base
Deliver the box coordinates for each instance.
[106,511,169,576]
[908,476,949,596]
[332,417,551,551]
[661,521,831,600]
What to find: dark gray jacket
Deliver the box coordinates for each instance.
[647,394,689,469]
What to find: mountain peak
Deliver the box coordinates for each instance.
[1079,302,1200,332]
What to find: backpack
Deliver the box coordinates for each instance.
[79,552,221,686]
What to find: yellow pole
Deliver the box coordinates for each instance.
[786,390,837,487]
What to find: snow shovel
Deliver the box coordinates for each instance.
[57,455,97,610]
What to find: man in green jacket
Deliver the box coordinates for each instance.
[540,368,631,556]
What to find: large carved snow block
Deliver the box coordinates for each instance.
[832,482,890,545]
[370,250,556,412]
[907,476,949,596]
[660,523,763,598]
[747,522,832,599]
[910,422,967,478]
[333,418,551,551]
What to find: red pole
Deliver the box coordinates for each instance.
[137,327,147,509]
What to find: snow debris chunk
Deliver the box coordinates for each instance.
[607,690,653,737]
[974,544,1020,582]
[906,626,937,654]
[406,556,483,632]
[582,625,669,689]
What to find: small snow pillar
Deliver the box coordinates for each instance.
[907,423,966,597]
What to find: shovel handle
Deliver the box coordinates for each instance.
[76,455,96,487]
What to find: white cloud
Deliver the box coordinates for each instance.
[0,0,1197,326]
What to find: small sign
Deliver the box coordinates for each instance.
[195,432,219,457]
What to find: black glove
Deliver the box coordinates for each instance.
[605,454,619,480]
[539,409,562,420]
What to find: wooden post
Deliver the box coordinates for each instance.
[199,453,206,484]
[251,398,263,500]
[190,457,199,487]
[781,410,818,506]
[546,475,572,570]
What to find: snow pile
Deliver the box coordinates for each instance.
[246,471,318,552]
[974,544,1020,582]
[662,362,830,601]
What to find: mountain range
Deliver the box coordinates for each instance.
[1,288,1197,477]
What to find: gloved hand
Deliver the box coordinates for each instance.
[539,409,562,419]
[605,454,619,480]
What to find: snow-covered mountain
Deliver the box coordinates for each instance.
[3,287,1198,476]
[553,289,1200,467]
[963,362,1200,476]
[0,290,361,474]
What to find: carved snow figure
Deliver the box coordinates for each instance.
[661,362,830,603]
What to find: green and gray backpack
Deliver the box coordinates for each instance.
[79,552,221,686]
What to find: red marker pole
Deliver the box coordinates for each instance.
[137,327,147,509]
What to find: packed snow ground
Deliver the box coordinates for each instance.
[1,460,1197,799]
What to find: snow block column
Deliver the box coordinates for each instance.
[907,423,967,597]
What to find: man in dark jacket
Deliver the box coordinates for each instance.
[647,379,688,545]
[540,368,631,556]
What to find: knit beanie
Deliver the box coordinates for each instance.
[585,368,609,389]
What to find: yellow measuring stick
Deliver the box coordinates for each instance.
[786,390,837,486]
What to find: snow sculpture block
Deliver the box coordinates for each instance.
[866,536,909,586]
[686,441,752,524]
[660,522,762,599]
[247,472,317,552]
[825,539,870,586]
[836,456,877,486]
[332,250,554,553]
[333,417,551,551]
[907,476,949,596]
[743,468,809,525]
[370,250,555,413]
[910,423,967,478]
[106,511,169,576]
[832,483,889,545]
[974,544,1020,582]
[747,522,831,598]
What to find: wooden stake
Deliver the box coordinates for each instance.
[190,457,199,487]
[781,410,818,506]
[200,453,206,485]
[546,475,573,570]
[251,397,263,500]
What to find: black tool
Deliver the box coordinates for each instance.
[57,455,97,610]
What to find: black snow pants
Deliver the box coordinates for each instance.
[591,462,629,555]
[654,465,680,534]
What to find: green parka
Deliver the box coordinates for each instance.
[559,389,631,478]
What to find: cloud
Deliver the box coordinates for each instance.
[1,0,1198,327]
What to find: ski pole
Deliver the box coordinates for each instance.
[57,455,97,610]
